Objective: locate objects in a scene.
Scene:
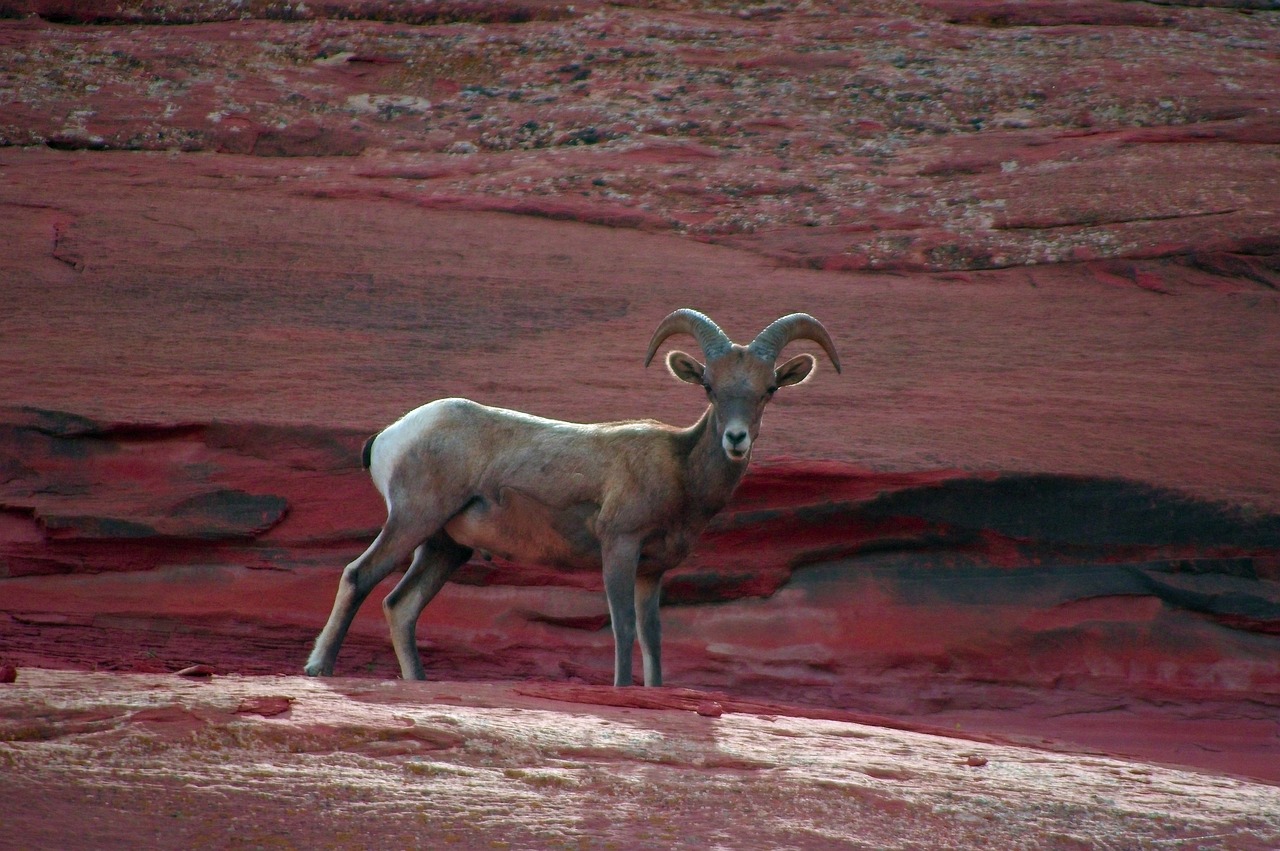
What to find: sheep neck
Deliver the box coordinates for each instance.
[678,405,748,518]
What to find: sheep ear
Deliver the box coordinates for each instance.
[775,353,815,387]
[666,350,705,385]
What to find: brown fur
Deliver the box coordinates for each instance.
[305,312,838,687]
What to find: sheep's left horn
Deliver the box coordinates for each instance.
[644,309,733,366]
[748,314,842,373]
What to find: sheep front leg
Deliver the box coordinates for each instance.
[602,537,641,687]
[635,575,663,687]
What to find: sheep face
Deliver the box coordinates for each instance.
[667,345,816,462]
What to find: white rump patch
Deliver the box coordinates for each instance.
[367,401,453,499]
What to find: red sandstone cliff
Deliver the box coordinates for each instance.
[1,1,1278,845]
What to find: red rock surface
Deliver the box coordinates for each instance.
[1,0,1279,843]
[3,670,1277,850]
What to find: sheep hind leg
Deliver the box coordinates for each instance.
[304,521,428,677]
[383,532,472,681]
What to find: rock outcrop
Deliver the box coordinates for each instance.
[1,0,1278,802]
[3,406,1278,781]
[1,0,1276,274]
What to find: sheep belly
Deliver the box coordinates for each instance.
[444,486,601,571]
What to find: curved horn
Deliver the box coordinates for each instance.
[644,309,734,367]
[748,313,842,373]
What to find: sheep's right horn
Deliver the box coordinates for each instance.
[748,314,842,373]
[644,309,734,366]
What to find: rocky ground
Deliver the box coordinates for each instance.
[2,669,1279,850]
[1,0,1279,847]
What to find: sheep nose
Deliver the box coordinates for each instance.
[725,430,748,447]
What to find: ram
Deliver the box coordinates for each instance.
[305,309,840,686]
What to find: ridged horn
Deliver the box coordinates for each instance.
[747,314,842,373]
[644,309,734,367]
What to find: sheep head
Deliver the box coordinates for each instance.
[644,309,841,462]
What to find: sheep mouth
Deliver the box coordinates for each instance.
[726,448,749,461]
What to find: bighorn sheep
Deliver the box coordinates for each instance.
[305,309,840,686]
